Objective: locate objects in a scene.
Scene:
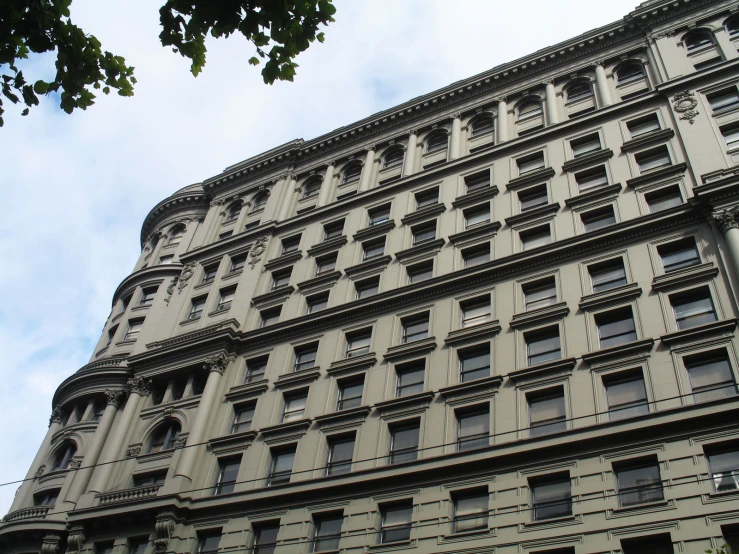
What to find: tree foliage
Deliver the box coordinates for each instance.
[0,0,336,127]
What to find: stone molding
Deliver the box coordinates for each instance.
[128,376,153,397]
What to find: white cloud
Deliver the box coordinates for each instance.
[0,0,640,513]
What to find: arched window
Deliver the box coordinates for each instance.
[302,178,322,199]
[727,17,739,38]
[225,202,241,223]
[470,114,494,137]
[148,422,181,454]
[565,82,593,103]
[518,99,542,121]
[615,63,645,84]
[426,132,448,153]
[167,224,186,245]
[383,148,405,169]
[684,30,715,52]
[342,164,362,185]
[251,191,268,212]
[50,442,76,471]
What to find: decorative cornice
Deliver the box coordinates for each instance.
[506,168,556,191]
[273,368,321,389]
[252,286,294,308]
[445,320,502,346]
[296,270,342,293]
[353,220,397,242]
[561,149,614,173]
[314,406,372,428]
[448,221,502,246]
[327,353,377,376]
[204,353,232,375]
[439,375,503,399]
[579,283,642,311]
[394,238,446,263]
[580,338,655,366]
[374,391,435,414]
[140,190,208,248]
[400,204,447,227]
[49,406,63,427]
[672,90,700,124]
[384,337,437,362]
[504,202,560,228]
[660,318,738,346]
[625,162,688,189]
[307,235,349,257]
[105,389,126,407]
[452,185,500,209]
[651,262,719,291]
[509,302,570,329]
[620,128,675,152]
[344,255,392,279]
[713,205,739,234]
[565,184,623,211]
[507,357,577,383]
[263,251,303,271]
[128,376,153,397]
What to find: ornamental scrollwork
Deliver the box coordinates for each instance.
[67,525,86,553]
[164,275,178,305]
[176,262,197,294]
[126,446,141,458]
[204,352,230,375]
[36,465,46,477]
[49,406,63,427]
[104,389,126,407]
[68,460,82,469]
[128,376,153,397]
[248,236,269,269]
[173,437,187,449]
[154,512,177,554]
[714,205,739,234]
[41,534,62,554]
[672,90,699,124]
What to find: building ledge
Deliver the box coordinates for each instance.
[448,221,502,246]
[519,514,581,531]
[508,357,577,383]
[445,320,502,346]
[561,148,614,173]
[296,271,342,293]
[509,302,569,329]
[260,419,312,440]
[564,183,622,210]
[620,128,675,153]
[581,338,654,366]
[344,256,392,279]
[274,368,321,389]
[395,239,446,263]
[252,286,294,308]
[314,406,372,428]
[375,392,435,415]
[579,282,642,311]
[401,203,446,226]
[2,507,51,523]
[626,162,688,189]
[263,251,303,271]
[353,220,397,242]
[439,376,503,399]
[695,167,739,202]
[225,379,269,401]
[208,430,257,453]
[506,167,556,191]
[660,319,738,346]
[367,539,415,552]
[384,337,437,362]
[97,485,161,506]
[327,353,377,376]
[651,262,718,291]
[609,499,672,515]
[504,202,560,228]
[307,235,349,257]
[452,185,500,209]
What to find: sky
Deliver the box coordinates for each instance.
[0,0,641,515]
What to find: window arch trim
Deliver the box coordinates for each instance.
[682,29,716,53]
[425,131,449,153]
[516,97,544,122]
[469,113,495,137]
[613,60,647,85]
[563,80,593,104]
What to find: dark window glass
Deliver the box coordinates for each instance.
[517,152,545,174]
[411,221,436,244]
[302,179,321,199]
[453,490,488,532]
[518,184,548,212]
[402,314,429,343]
[202,265,219,284]
[268,449,295,486]
[525,326,561,366]
[342,165,362,185]
[457,408,489,451]
[244,357,267,383]
[615,460,663,507]
[658,238,700,272]
[133,471,166,487]
[271,267,292,289]
[461,296,491,328]
[232,404,255,433]
[323,220,345,240]
[616,63,645,84]
[253,525,280,554]
[281,235,301,254]
[685,30,714,52]
[462,244,490,267]
[566,82,593,103]
[518,101,543,122]
[346,329,372,358]
[383,148,404,169]
[627,114,660,137]
[669,287,717,329]
[294,344,317,372]
[148,423,180,454]
[415,188,439,208]
[709,88,739,113]
[604,371,649,420]
[369,204,391,226]
[337,379,363,411]
[589,258,627,292]
[635,147,671,172]
[523,278,557,311]
[139,286,157,306]
[528,388,566,436]
[531,475,572,520]
[470,115,494,137]
[460,345,490,383]
[260,306,281,327]
[575,166,608,192]
[396,361,425,397]
[314,514,343,551]
[464,204,490,228]
[465,172,491,192]
[213,457,240,495]
[521,225,551,250]
[389,422,419,464]
[326,436,355,476]
[596,307,637,348]
[380,504,413,543]
[581,206,616,232]
[427,133,448,153]
[307,292,329,313]
[620,534,674,554]
[356,277,380,299]
[282,393,307,422]
[407,261,433,284]
[646,186,682,212]
[570,134,601,157]
[684,352,737,402]
[707,448,739,492]
[316,253,337,275]
[362,238,385,260]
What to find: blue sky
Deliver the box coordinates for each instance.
[0,0,640,514]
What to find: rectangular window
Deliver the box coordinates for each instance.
[627,114,660,138]
[670,287,717,329]
[216,288,235,311]
[465,172,491,192]
[521,225,551,251]
[260,306,281,327]
[281,234,301,254]
[525,326,561,366]
[362,238,385,260]
[202,264,218,284]
[294,343,318,372]
[635,146,671,172]
[189,297,206,320]
[243,220,260,232]
[684,352,737,402]
[523,277,557,311]
[324,220,345,240]
[415,187,439,208]
[402,314,429,343]
[462,244,490,267]
[453,490,488,532]
[218,231,232,241]
[303,180,321,199]
[457,408,489,451]
[531,475,572,520]
[725,527,739,554]
[271,267,292,289]
[326,435,355,476]
[369,204,391,226]
[129,540,149,554]
[615,459,663,507]
[646,186,682,213]
[306,292,328,313]
[407,261,433,284]
[518,184,548,212]
[658,238,700,272]
[620,534,675,554]
[581,206,616,232]
[232,404,255,433]
[460,345,490,383]
[570,134,601,157]
[596,307,637,348]
[197,532,222,554]
[589,258,627,292]
[213,457,240,495]
[139,287,157,307]
[230,254,246,273]
[411,221,436,245]
[707,447,739,492]
[708,87,739,113]
[517,152,545,175]
[133,471,166,488]
[316,253,337,275]
[158,255,174,265]
[313,514,343,551]
[356,277,379,299]
[124,319,144,340]
[346,329,372,358]
[90,402,105,421]
[244,356,267,383]
[575,166,609,192]
[282,393,307,422]
[722,123,739,149]
[461,296,491,328]
[380,503,413,543]
[604,371,649,420]
[389,422,420,464]
[268,448,296,486]
[106,325,118,346]
[396,360,425,397]
[337,378,363,411]
[464,204,491,228]
[34,489,59,506]
[253,524,280,554]
[528,388,566,436]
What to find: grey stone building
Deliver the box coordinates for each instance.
[4,0,739,552]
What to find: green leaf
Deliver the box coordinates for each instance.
[248,56,260,66]
[33,80,49,94]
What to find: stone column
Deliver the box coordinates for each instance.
[402,131,417,177]
[272,175,290,222]
[358,148,376,192]
[173,354,230,481]
[277,174,298,222]
[643,44,663,86]
[8,407,63,512]
[545,82,559,125]
[317,162,336,207]
[716,207,739,287]
[64,391,125,505]
[496,98,508,143]
[450,114,462,160]
[86,377,151,494]
[594,62,613,107]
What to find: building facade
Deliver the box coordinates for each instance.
[5,0,739,552]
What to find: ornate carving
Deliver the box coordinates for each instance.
[105,389,126,407]
[68,459,82,469]
[204,352,230,375]
[162,407,174,418]
[41,534,62,554]
[176,262,197,294]
[154,512,177,554]
[248,236,269,269]
[128,376,153,397]
[210,198,226,207]
[714,205,739,234]
[67,525,86,552]
[49,406,63,427]
[673,90,699,124]
[36,465,46,477]
[173,437,187,449]
[164,275,178,305]
[126,446,141,458]
[494,96,507,104]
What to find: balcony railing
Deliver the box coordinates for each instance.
[3,506,50,522]
[97,485,161,505]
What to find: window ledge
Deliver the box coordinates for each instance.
[367,539,415,552]
[327,353,377,376]
[375,391,435,415]
[384,337,437,362]
[564,183,622,211]
[221,269,243,282]
[296,271,342,293]
[260,418,312,440]
[264,251,303,271]
[651,262,718,291]
[452,185,500,209]
[520,514,580,530]
[504,202,560,228]
[193,281,213,291]
[707,488,739,500]
[208,430,257,453]
[179,316,201,327]
[660,318,738,346]
[225,379,269,401]
[445,320,502,346]
[111,312,124,323]
[506,167,556,191]
[581,338,655,366]
[307,235,348,257]
[133,449,176,464]
[207,307,231,317]
[353,220,397,242]
[139,395,202,418]
[509,302,569,329]
[508,357,577,383]
[439,375,503,399]
[252,285,294,308]
[400,203,446,226]
[273,368,321,389]
[395,238,446,263]
[95,345,110,358]
[610,499,671,515]
[344,256,392,280]
[621,128,675,153]
[562,148,614,173]
[579,282,642,311]
[440,528,493,542]
[626,162,688,189]
[695,167,739,200]
[115,339,137,347]
[314,406,372,428]
[448,221,502,246]
[130,305,150,313]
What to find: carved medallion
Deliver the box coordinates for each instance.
[672,90,699,124]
